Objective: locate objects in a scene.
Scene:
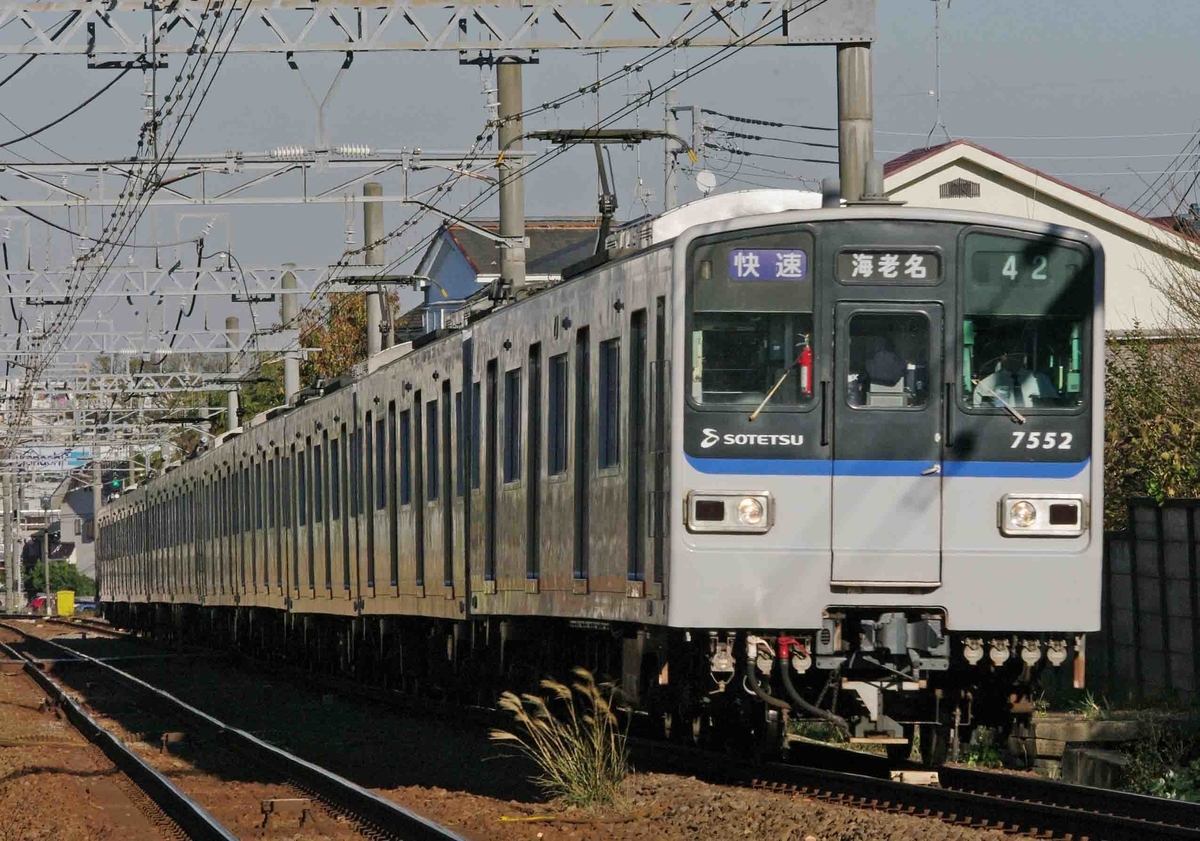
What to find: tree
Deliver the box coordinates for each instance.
[25,561,94,597]
[299,290,399,382]
[1105,326,1200,527]
[1106,219,1200,528]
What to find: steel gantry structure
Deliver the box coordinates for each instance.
[0,148,531,209]
[0,0,877,546]
[0,0,873,56]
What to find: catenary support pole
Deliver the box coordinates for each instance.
[836,43,873,203]
[281,265,301,404]
[664,87,679,211]
[42,525,50,617]
[1,477,9,613]
[363,182,387,353]
[13,484,22,608]
[225,316,240,430]
[497,61,526,298]
[92,459,102,598]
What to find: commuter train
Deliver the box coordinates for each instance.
[97,190,1103,764]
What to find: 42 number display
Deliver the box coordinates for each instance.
[1000,253,1048,281]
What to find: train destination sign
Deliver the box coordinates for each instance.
[835,249,942,283]
[728,248,808,281]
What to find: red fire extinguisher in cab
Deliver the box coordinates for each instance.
[798,336,813,396]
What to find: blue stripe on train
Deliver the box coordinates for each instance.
[684,455,1089,479]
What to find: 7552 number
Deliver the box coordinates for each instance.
[1011,431,1073,450]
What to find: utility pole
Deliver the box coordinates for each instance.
[363,182,386,355]
[92,459,102,598]
[225,316,240,430]
[128,448,137,489]
[497,60,527,298]
[1,476,9,613]
[41,519,50,617]
[14,484,23,608]
[836,43,874,203]
[664,88,679,211]
[281,265,301,404]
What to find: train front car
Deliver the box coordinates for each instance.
[669,208,1103,763]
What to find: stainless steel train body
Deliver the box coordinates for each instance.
[97,195,1103,759]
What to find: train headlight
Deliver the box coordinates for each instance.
[736,497,764,526]
[686,492,772,534]
[998,494,1086,537]
[1008,500,1037,529]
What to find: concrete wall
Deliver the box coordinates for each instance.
[887,159,1185,334]
[1093,500,1200,703]
[54,487,95,578]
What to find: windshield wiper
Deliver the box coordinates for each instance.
[749,360,799,422]
[975,382,1026,424]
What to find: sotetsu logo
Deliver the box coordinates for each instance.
[700,428,804,449]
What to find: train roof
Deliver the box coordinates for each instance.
[602,189,824,254]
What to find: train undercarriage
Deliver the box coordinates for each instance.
[102,601,1085,767]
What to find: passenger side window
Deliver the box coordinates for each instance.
[400,409,412,505]
[598,338,621,468]
[548,353,568,475]
[375,416,386,510]
[455,391,465,497]
[331,438,341,520]
[471,382,482,490]
[504,368,522,482]
[427,399,440,500]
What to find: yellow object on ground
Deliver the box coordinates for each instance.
[56,590,75,616]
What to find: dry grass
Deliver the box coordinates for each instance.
[490,668,630,809]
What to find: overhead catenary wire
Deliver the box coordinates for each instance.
[3,0,245,443]
[704,142,837,166]
[0,195,199,248]
[501,0,758,126]
[879,128,1200,141]
[258,0,814,373]
[0,67,132,149]
[705,126,838,150]
[700,107,836,133]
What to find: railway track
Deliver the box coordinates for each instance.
[0,620,464,841]
[631,740,1200,840]
[26,617,1200,840]
[0,635,235,840]
[48,614,130,637]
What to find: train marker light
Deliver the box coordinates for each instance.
[998,494,1086,537]
[685,491,772,534]
[1008,500,1037,529]
[737,497,764,526]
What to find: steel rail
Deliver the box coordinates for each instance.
[0,621,466,841]
[630,740,1200,840]
[940,765,1200,837]
[0,636,237,841]
[34,618,1200,840]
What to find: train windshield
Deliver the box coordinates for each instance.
[961,233,1093,410]
[690,312,815,405]
[687,236,815,408]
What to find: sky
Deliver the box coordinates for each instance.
[2,0,1199,343]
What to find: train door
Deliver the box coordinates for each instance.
[831,301,943,585]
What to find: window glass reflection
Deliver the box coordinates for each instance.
[846,312,930,409]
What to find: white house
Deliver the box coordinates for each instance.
[883,140,1196,335]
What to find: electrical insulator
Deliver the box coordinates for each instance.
[270,145,308,160]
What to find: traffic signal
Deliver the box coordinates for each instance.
[110,478,121,490]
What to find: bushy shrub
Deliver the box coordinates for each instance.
[491,668,629,808]
[1104,327,1200,529]
[1125,719,1200,802]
